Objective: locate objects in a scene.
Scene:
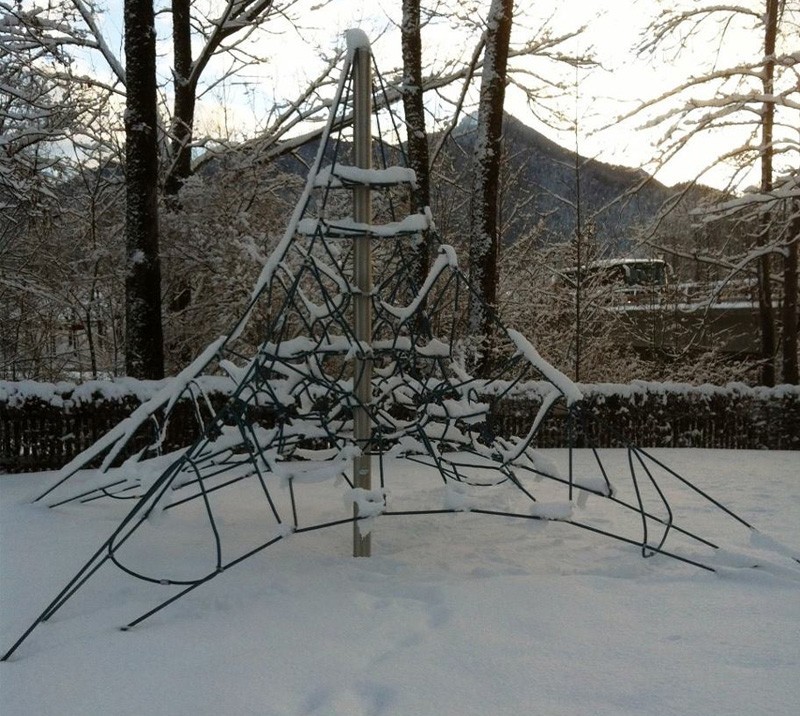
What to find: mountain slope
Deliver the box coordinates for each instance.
[441,113,675,252]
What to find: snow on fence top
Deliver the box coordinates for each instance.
[0,376,234,409]
[1,377,798,409]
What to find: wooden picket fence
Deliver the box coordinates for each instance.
[1,380,798,473]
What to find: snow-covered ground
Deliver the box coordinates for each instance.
[1,449,798,715]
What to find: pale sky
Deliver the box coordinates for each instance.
[86,0,796,191]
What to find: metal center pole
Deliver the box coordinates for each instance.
[352,43,373,557]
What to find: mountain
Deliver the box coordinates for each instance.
[443,113,676,252]
[238,112,690,256]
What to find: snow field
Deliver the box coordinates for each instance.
[1,448,798,715]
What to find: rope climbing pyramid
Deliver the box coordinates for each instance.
[5,30,798,661]
[32,29,589,545]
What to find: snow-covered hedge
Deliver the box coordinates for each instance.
[0,376,235,409]
[1,378,798,473]
[0,377,236,473]
[493,381,800,452]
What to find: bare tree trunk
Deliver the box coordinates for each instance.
[84,305,98,378]
[783,202,799,384]
[573,76,584,383]
[468,0,514,377]
[756,0,779,385]
[124,0,164,379]
[164,0,195,198]
[401,0,431,294]
[163,0,279,197]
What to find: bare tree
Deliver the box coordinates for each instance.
[124,0,164,378]
[783,196,799,383]
[401,0,432,292]
[0,3,104,212]
[0,3,125,378]
[3,1,330,376]
[625,0,800,384]
[467,0,514,376]
[756,0,780,384]
[164,0,312,197]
